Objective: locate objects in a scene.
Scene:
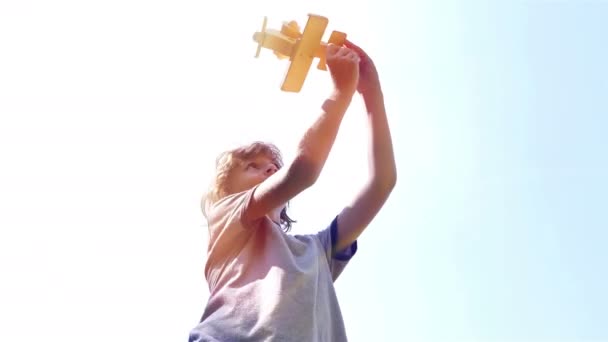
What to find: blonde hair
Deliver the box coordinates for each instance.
[202,141,296,231]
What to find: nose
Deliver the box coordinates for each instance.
[265,164,278,175]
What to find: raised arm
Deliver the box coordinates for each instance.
[244,44,361,223]
[334,40,397,252]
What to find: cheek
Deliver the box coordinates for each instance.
[246,172,265,185]
[229,172,262,193]
[245,173,268,190]
[226,173,245,193]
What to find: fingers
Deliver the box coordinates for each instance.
[344,39,365,54]
[337,46,351,57]
[326,44,350,57]
[344,39,370,61]
[350,52,361,64]
[327,44,361,63]
[326,43,341,55]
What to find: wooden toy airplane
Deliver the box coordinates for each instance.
[252,14,347,92]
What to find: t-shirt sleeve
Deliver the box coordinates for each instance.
[205,185,261,254]
[316,215,358,282]
[206,186,259,228]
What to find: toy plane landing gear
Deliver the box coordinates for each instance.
[252,14,347,93]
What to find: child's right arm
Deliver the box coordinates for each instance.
[242,44,361,223]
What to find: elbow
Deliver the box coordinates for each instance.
[383,173,397,192]
[289,155,322,188]
[388,164,397,189]
[375,167,397,193]
[388,172,397,190]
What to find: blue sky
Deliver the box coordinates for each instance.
[0,0,606,341]
[351,1,607,340]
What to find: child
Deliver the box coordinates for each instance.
[189,40,396,342]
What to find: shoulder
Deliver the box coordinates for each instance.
[206,185,261,231]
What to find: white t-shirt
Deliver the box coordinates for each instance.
[189,185,358,342]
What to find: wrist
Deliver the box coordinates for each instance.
[362,88,385,113]
[329,88,355,103]
[322,89,354,119]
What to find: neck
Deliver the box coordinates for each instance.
[269,207,282,226]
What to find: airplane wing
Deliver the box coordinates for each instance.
[280,14,328,92]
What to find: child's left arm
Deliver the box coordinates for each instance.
[334,40,397,252]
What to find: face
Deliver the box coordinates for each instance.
[227,153,279,194]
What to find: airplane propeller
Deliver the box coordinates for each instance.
[254,16,268,58]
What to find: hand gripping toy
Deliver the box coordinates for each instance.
[252,14,347,92]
